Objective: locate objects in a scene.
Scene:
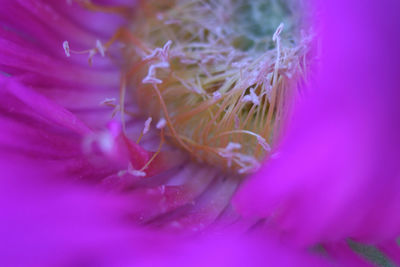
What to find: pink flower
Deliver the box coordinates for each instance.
[0,0,399,266]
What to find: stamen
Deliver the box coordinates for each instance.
[213,91,222,100]
[143,40,172,61]
[143,117,152,135]
[61,39,108,65]
[100,98,117,107]
[127,162,147,177]
[218,142,242,168]
[62,41,70,57]
[142,62,170,84]
[136,117,152,144]
[137,128,165,174]
[273,23,285,42]
[235,154,261,174]
[256,136,271,152]
[96,40,105,57]
[119,163,146,177]
[156,118,167,129]
[242,87,260,106]
[119,75,127,132]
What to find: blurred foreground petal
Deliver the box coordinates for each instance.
[235,0,400,246]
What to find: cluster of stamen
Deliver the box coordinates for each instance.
[124,0,312,174]
[65,0,313,175]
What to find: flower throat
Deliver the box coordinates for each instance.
[125,0,312,174]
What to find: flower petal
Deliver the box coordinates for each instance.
[234,0,400,246]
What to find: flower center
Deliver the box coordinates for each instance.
[125,0,312,174]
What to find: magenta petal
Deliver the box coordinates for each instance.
[0,159,134,266]
[0,154,331,267]
[234,0,400,245]
[2,76,92,135]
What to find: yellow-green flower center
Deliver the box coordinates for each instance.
[126,0,312,174]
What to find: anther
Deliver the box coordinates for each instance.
[143,117,152,135]
[156,118,167,129]
[96,40,105,57]
[63,41,70,57]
